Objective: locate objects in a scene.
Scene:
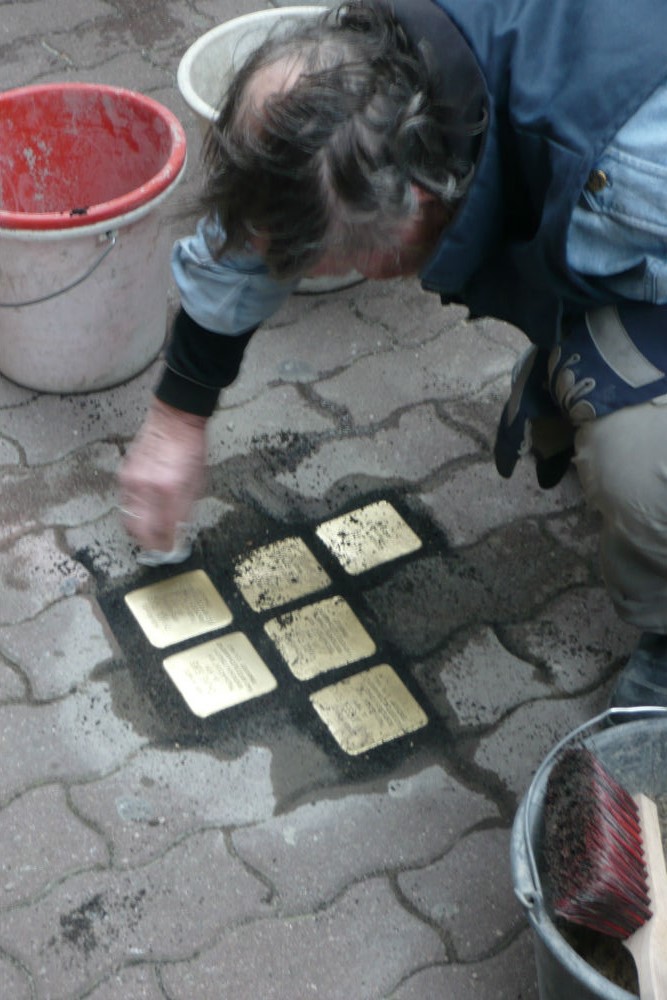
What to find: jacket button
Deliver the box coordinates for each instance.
[586,168,609,193]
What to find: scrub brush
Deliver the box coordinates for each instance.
[543,747,667,999]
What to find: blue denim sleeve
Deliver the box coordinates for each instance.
[171,216,299,335]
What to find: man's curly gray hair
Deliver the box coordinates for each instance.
[202,0,483,279]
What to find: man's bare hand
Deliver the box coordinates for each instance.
[118,399,208,553]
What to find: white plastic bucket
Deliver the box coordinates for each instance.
[177,7,326,138]
[177,7,363,295]
[0,83,187,393]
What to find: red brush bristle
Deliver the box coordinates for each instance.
[543,747,652,939]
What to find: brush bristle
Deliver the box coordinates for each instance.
[543,747,652,939]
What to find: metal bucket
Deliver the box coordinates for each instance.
[511,709,667,1000]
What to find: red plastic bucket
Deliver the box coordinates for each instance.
[0,83,186,230]
[0,83,187,392]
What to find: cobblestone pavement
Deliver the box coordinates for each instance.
[0,2,639,998]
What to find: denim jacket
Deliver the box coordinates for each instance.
[164,1,667,440]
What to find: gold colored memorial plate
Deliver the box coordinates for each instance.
[315,500,422,575]
[233,536,331,612]
[124,569,233,649]
[310,663,428,756]
[264,595,376,681]
[163,632,277,718]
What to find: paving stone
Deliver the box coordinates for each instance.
[0,784,108,906]
[343,278,470,345]
[70,744,276,866]
[0,657,27,701]
[66,509,145,582]
[475,315,529,355]
[270,0,336,6]
[0,376,38,408]
[0,438,20,465]
[419,458,582,547]
[543,507,602,560]
[83,964,165,1000]
[390,928,538,1000]
[0,515,40,549]
[0,954,33,1000]
[161,877,446,1000]
[502,587,636,694]
[0,38,57,89]
[0,829,271,1000]
[397,827,525,960]
[96,0,193,49]
[0,363,160,465]
[313,323,518,425]
[222,293,395,401]
[0,596,118,700]
[43,18,189,80]
[68,44,183,93]
[0,531,91,627]
[0,0,113,36]
[420,626,552,728]
[363,520,590,658]
[474,689,610,800]
[191,0,264,25]
[232,765,498,911]
[0,681,145,801]
[208,383,336,465]
[224,280,468,405]
[275,404,478,497]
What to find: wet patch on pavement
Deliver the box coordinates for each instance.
[79,486,592,809]
[82,494,451,783]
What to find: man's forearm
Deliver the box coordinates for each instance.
[154,306,258,417]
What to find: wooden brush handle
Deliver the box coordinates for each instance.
[624,794,667,1000]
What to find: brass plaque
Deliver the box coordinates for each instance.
[310,663,428,755]
[163,632,277,718]
[315,501,422,575]
[124,569,233,648]
[233,536,331,611]
[264,596,376,681]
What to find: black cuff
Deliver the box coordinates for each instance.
[154,367,222,417]
[154,307,258,417]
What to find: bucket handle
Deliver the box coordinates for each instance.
[0,229,117,308]
[517,706,667,912]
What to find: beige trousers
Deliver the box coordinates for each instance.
[573,398,667,630]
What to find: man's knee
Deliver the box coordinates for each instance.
[574,402,667,528]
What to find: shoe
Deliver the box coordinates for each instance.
[609,632,667,712]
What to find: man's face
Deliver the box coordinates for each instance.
[307,248,412,280]
[250,194,447,281]
[307,194,449,280]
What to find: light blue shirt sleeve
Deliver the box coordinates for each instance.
[566,80,667,303]
[171,216,299,335]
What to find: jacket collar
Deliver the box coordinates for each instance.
[391,0,487,167]
[390,0,497,296]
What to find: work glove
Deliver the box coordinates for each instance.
[494,345,574,489]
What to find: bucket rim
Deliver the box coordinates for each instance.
[176,5,328,124]
[0,158,187,242]
[0,82,187,232]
